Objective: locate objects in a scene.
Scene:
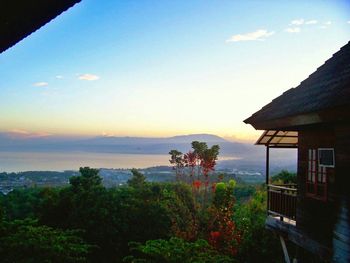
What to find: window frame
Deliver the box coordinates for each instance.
[306,148,328,201]
[318,148,335,168]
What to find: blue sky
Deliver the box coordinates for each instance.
[1,0,350,141]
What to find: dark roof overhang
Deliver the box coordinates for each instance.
[245,104,350,131]
[244,41,350,130]
[1,0,81,54]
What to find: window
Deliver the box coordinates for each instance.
[306,149,327,200]
[318,148,335,167]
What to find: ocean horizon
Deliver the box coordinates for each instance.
[0,151,238,173]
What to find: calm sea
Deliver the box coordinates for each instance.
[0,152,171,172]
[0,151,238,172]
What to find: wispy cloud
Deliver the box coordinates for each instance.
[55,75,63,79]
[290,19,304,25]
[101,131,115,137]
[226,29,274,43]
[7,129,51,139]
[285,27,301,33]
[78,74,100,81]
[33,82,48,87]
[305,20,318,25]
[319,21,332,29]
[348,21,350,24]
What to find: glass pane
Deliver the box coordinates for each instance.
[259,136,270,144]
[287,131,298,136]
[270,137,281,144]
[281,137,298,144]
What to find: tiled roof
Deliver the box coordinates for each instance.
[244,41,350,127]
[0,0,81,54]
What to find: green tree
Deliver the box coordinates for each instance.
[124,237,236,263]
[0,219,91,263]
[70,167,102,192]
[271,170,297,184]
[191,141,208,179]
[169,150,184,180]
[234,189,282,263]
[128,169,146,188]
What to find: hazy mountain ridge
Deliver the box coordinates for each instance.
[0,132,260,156]
[0,132,296,166]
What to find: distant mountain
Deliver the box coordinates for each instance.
[166,134,228,143]
[81,133,228,145]
[0,132,297,171]
[0,132,298,163]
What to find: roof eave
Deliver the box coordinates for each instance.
[244,104,350,131]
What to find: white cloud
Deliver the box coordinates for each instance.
[305,20,318,25]
[7,129,51,139]
[290,19,304,25]
[348,21,350,24]
[33,82,48,87]
[285,27,301,33]
[226,29,275,42]
[55,75,63,79]
[319,21,332,29]
[101,131,115,137]
[78,74,100,81]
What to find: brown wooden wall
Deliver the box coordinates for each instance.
[297,123,350,260]
[297,125,336,247]
[333,123,350,262]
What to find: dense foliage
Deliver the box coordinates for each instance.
[271,170,297,184]
[0,142,287,262]
[0,219,90,263]
[124,238,236,263]
[233,188,282,263]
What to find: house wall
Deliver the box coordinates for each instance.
[297,123,350,260]
[333,123,350,262]
[297,125,336,247]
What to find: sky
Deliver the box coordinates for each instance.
[1,0,350,142]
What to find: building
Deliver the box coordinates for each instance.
[244,41,350,262]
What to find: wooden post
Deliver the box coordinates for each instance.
[266,145,270,185]
[280,235,291,263]
[266,145,270,215]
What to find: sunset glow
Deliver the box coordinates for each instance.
[1,1,349,141]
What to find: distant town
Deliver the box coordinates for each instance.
[0,166,265,195]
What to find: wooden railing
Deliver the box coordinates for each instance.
[268,184,297,221]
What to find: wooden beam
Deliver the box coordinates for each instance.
[265,217,332,260]
[280,235,291,263]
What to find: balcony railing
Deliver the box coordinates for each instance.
[268,184,297,221]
